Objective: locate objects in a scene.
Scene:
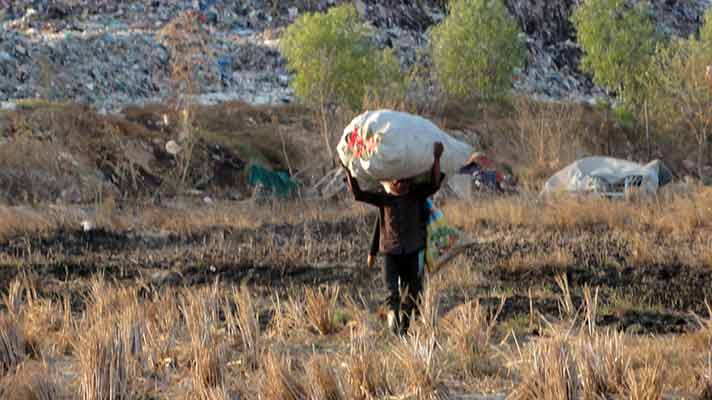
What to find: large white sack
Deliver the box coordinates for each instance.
[337,110,473,191]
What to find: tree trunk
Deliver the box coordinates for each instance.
[644,100,651,160]
[319,101,335,167]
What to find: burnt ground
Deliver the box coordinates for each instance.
[0,215,711,336]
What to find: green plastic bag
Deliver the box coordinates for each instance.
[248,165,296,198]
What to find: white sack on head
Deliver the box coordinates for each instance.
[337,110,473,191]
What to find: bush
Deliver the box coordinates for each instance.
[280,4,404,110]
[572,0,657,110]
[645,9,712,177]
[429,0,525,101]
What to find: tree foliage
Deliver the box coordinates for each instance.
[279,4,404,110]
[646,9,712,176]
[572,0,657,109]
[429,0,525,101]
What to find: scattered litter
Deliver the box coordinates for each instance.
[80,219,95,232]
[165,140,181,155]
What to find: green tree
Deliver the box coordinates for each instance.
[280,5,404,160]
[646,9,712,178]
[429,0,525,101]
[572,0,657,110]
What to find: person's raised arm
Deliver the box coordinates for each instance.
[341,162,385,206]
[412,142,445,199]
[432,142,443,188]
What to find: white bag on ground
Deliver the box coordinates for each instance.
[337,110,473,191]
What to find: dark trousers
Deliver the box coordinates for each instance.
[384,250,424,333]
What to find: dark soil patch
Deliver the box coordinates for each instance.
[0,218,710,335]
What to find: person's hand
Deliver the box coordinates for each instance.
[367,254,376,269]
[433,142,444,159]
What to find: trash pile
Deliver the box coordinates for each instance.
[0,0,300,111]
[541,156,673,198]
[1,0,710,110]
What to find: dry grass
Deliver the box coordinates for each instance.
[346,337,391,400]
[0,314,25,377]
[190,338,228,400]
[441,297,505,378]
[555,274,576,321]
[306,354,344,400]
[510,338,579,400]
[304,285,341,335]
[0,205,71,242]
[513,98,592,172]
[142,289,182,376]
[444,188,712,234]
[0,276,707,399]
[77,322,134,400]
[576,331,630,400]
[416,283,442,335]
[504,248,575,271]
[224,286,262,369]
[0,362,66,400]
[392,333,444,399]
[259,352,308,400]
[701,352,712,400]
[625,356,665,400]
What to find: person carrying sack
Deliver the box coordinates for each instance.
[343,142,445,335]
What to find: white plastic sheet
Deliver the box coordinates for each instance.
[542,156,661,196]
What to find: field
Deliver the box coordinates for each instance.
[1,99,711,399]
[1,186,712,399]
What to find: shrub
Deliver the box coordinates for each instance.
[280,4,404,159]
[645,8,712,177]
[280,4,404,110]
[572,0,657,110]
[429,0,525,101]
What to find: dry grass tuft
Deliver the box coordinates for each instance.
[306,354,344,400]
[624,356,664,400]
[142,289,181,376]
[225,286,261,368]
[581,285,599,336]
[576,331,630,400]
[269,289,311,340]
[441,297,505,378]
[392,333,445,399]
[0,362,66,400]
[346,337,391,400]
[77,322,134,400]
[416,283,441,335]
[555,274,576,321]
[304,285,341,335]
[259,352,308,400]
[191,338,228,400]
[0,314,26,377]
[510,338,579,400]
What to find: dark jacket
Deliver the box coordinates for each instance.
[348,172,444,255]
